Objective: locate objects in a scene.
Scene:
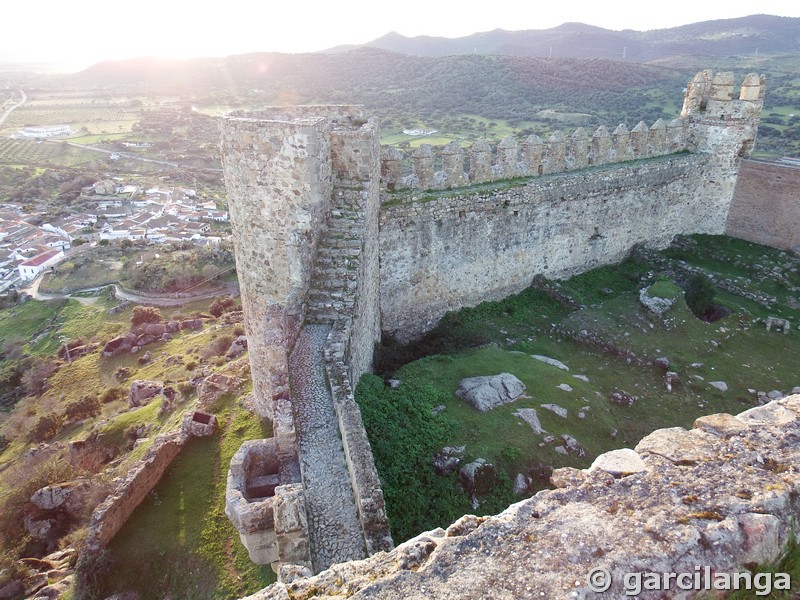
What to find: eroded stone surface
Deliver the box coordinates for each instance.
[242,396,800,600]
[590,448,648,477]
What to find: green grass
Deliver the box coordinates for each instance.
[0,299,66,354]
[360,234,800,542]
[94,397,275,600]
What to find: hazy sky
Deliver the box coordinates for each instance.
[2,0,799,69]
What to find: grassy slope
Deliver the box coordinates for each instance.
[95,396,276,600]
[357,234,800,543]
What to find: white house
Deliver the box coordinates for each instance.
[18,249,64,281]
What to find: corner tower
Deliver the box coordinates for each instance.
[679,70,765,233]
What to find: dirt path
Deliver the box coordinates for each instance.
[22,276,239,307]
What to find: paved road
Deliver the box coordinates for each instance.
[0,90,27,129]
[22,277,238,307]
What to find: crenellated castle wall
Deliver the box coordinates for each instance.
[220,70,767,579]
[379,71,764,341]
[381,118,688,192]
[379,153,715,340]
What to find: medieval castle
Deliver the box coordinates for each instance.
[215,69,800,596]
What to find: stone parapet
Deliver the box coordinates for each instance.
[380,120,688,193]
[323,320,393,555]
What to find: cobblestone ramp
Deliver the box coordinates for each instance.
[289,324,365,572]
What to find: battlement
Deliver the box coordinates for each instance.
[380,71,764,194]
[381,119,688,192]
[681,70,766,121]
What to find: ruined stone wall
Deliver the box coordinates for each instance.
[380,153,718,340]
[85,432,185,549]
[220,111,338,418]
[726,160,800,251]
[243,395,800,600]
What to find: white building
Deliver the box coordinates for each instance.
[18,249,64,281]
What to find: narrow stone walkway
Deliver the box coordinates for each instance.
[288,324,365,572]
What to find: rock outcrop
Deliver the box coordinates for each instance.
[241,395,800,600]
[454,373,526,412]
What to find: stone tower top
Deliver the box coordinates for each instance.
[680,69,765,121]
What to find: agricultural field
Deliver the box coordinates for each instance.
[356,234,800,543]
[0,138,102,168]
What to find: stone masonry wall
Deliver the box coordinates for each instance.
[244,395,800,600]
[220,112,336,418]
[329,123,382,381]
[322,122,393,554]
[323,321,393,555]
[726,160,800,251]
[379,71,762,341]
[85,432,185,549]
[380,153,717,341]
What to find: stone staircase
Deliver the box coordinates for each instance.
[306,185,366,324]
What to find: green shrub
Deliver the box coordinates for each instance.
[209,296,235,318]
[130,306,162,327]
[29,413,64,442]
[685,274,717,317]
[21,357,59,396]
[100,386,126,404]
[65,395,101,422]
[210,334,234,357]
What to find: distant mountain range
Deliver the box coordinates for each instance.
[325,14,800,62]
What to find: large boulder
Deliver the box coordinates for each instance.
[102,335,133,357]
[142,322,167,337]
[226,335,248,359]
[180,318,203,331]
[455,373,525,412]
[129,380,164,407]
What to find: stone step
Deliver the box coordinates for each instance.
[307,300,355,314]
[309,288,355,302]
[330,209,363,220]
[317,237,362,253]
[315,250,361,263]
[304,311,338,324]
[315,265,358,277]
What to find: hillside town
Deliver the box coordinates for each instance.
[0,178,229,292]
